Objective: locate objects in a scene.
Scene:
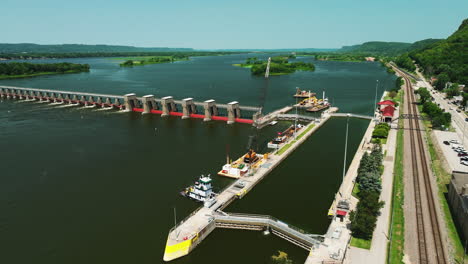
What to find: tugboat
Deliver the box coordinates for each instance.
[180,175,217,207]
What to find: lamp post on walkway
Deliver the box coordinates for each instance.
[342,114,351,183]
[373,80,379,119]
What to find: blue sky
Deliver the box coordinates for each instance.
[2,0,467,49]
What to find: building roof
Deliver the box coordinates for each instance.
[451,171,468,211]
[336,210,347,216]
[377,100,396,106]
[382,105,395,117]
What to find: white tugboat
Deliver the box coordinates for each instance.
[180,175,217,207]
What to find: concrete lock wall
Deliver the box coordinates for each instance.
[203,99,217,121]
[182,98,196,119]
[227,101,240,124]
[161,96,176,117]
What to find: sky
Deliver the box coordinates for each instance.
[1,0,467,49]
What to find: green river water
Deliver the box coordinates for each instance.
[0,54,395,264]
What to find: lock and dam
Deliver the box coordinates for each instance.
[0,84,375,263]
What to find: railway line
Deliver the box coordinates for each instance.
[396,67,447,264]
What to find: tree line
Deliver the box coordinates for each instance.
[0,62,90,76]
[0,51,240,60]
[350,146,385,240]
[416,87,452,128]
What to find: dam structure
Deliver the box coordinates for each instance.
[0,85,261,124]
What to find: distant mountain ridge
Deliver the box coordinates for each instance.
[337,39,442,56]
[0,43,194,53]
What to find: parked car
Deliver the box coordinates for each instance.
[458,153,468,157]
[465,118,468,122]
[443,141,450,145]
[449,139,459,144]
[461,160,468,166]
[461,157,468,161]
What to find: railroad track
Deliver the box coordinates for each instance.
[396,67,447,264]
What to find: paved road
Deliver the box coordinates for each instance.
[415,71,468,150]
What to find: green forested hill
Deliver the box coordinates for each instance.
[0,43,193,54]
[409,18,468,85]
[339,41,412,55]
[338,39,442,56]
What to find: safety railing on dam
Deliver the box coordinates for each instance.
[213,212,324,251]
[0,85,261,124]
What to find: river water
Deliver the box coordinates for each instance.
[0,54,395,264]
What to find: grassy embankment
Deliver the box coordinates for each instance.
[0,70,85,80]
[276,125,314,155]
[351,237,372,249]
[387,89,405,264]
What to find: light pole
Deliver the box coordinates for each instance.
[374,80,379,119]
[342,114,350,183]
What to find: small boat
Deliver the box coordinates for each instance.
[269,121,278,126]
[180,175,217,207]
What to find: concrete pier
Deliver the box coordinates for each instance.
[141,95,157,114]
[181,98,196,119]
[161,96,176,117]
[226,101,240,124]
[203,99,218,121]
[124,93,137,112]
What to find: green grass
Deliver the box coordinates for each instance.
[296,125,314,140]
[352,183,360,198]
[276,125,315,155]
[387,97,405,264]
[351,237,372,249]
[277,141,296,155]
[0,70,85,80]
[232,64,253,68]
[423,124,466,263]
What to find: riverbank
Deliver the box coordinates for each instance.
[0,70,88,80]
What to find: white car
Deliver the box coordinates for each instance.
[461,160,468,166]
[449,139,459,144]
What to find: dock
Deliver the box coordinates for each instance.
[163,108,338,262]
